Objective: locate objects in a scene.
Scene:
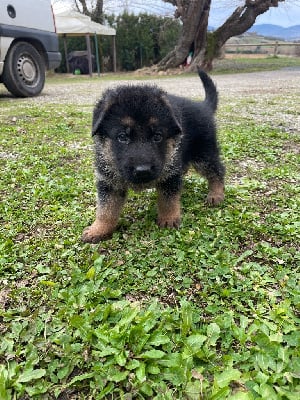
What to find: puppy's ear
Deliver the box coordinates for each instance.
[92,95,114,136]
[161,95,182,137]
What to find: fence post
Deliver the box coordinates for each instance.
[274,41,279,56]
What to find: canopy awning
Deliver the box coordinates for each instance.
[53,9,116,75]
[54,10,116,36]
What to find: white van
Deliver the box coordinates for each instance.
[0,0,61,97]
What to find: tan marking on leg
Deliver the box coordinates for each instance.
[206,180,224,205]
[157,192,181,228]
[82,196,125,243]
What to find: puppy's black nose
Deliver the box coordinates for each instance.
[133,165,155,182]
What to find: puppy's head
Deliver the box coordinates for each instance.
[92,85,182,185]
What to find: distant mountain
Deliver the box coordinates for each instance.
[209,23,300,41]
[248,24,300,41]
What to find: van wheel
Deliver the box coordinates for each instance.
[3,41,45,97]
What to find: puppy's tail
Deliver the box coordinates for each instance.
[197,67,218,113]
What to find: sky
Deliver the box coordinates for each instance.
[209,1,300,28]
[52,1,300,28]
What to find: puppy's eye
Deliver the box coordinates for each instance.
[117,132,130,144]
[152,132,163,143]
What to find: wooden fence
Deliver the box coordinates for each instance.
[224,42,300,57]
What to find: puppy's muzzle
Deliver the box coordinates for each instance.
[130,164,157,184]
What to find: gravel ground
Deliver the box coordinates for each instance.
[1,68,299,133]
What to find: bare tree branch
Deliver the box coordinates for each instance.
[159,0,287,71]
[75,0,91,16]
[214,0,285,49]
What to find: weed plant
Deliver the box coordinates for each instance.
[0,72,299,399]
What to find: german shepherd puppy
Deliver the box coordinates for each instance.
[82,69,225,243]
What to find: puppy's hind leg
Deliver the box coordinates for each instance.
[193,159,225,205]
[82,181,127,243]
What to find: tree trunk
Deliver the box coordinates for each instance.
[158,0,211,70]
[92,0,104,24]
[75,0,104,23]
[160,0,286,72]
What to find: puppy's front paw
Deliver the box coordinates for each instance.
[157,193,181,229]
[157,216,181,229]
[81,227,103,243]
[206,191,224,206]
[81,222,114,243]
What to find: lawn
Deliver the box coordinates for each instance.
[0,65,299,399]
[213,55,300,74]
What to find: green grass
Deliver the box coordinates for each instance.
[0,78,299,399]
[213,56,300,74]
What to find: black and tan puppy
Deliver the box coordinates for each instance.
[82,69,225,243]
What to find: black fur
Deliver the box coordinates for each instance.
[82,69,225,243]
